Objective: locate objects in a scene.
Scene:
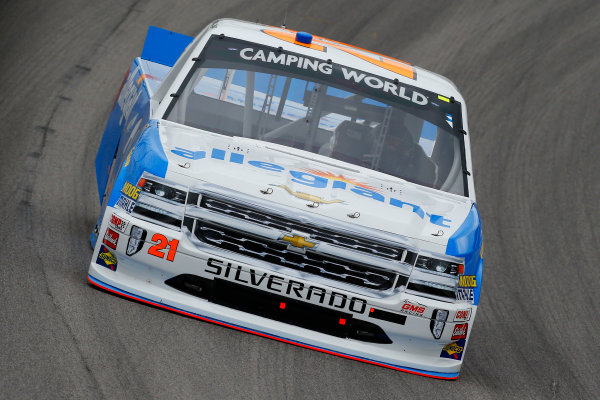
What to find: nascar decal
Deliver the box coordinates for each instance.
[103,228,119,250]
[170,147,452,228]
[96,245,118,271]
[440,339,466,360]
[454,309,471,322]
[206,258,367,314]
[451,323,468,340]
[399,301,426,317]
[109,213,129,233]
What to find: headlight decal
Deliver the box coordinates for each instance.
[127,226,147,256]
[430,309,448,339]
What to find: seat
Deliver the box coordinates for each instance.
[378,124,437,186]
[328,121,373,165]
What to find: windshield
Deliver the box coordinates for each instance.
[165,36,468,196]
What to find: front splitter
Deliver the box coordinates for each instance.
[87,274,459,380]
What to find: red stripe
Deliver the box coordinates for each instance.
[87,276,458,380]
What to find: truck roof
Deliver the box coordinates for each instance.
[209,18,462,102]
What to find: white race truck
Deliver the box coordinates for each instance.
[89,19,483,379]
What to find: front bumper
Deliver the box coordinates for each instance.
[89,207,475,379]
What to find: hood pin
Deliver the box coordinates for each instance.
[347,212,360,219]
[260,187,273,195]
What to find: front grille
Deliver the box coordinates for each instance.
[195,220,396,290]
[201,196,417,263]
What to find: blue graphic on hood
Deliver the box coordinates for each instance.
[108,120,168,208]
[446,204,483,305]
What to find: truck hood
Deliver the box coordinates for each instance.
[159,122,472,248]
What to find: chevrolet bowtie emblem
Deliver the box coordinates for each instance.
[282,234,315,249]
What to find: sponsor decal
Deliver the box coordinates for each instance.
[399,301,426,317]
[276,184,343,206]
[458,275,477,288]
[240,47,333,74]
[456,288,474,303]
[117,65,142,126]
[454,309,471,322]
[121,181,141,200]
[96,245,118,271]
[301,169,379,192]
[136,73,158,87]
[262,30,415,80]
[440,339,466,360]
[147,233,179,262]
[451,323,468,340]
[115,195,135,213]
[103,228,119,250]
[205,257,368,315]
[238,48,425,105]
[109,213,129,233]
[169,147,452,227]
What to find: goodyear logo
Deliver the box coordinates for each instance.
[459,275,477,288]
[121,181,140,200]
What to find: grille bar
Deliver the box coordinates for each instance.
[200,195,416,261]
[195,220,396,290]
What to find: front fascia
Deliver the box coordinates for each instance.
[89,207,474,378]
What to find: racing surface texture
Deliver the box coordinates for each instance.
[1,1,598,398]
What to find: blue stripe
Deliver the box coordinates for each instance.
[88,275,459,379]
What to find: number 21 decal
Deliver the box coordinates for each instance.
[148,233,179,261]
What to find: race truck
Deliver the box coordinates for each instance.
[89,19,483,380]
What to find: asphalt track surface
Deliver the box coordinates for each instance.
[1,1,599,399]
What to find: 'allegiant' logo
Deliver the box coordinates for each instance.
[170,147,452,228]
